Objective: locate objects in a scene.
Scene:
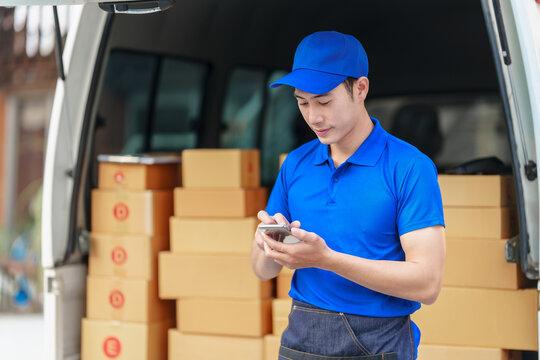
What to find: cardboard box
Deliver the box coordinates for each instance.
[438,175,515,208]
[174,187,267,218]
[443,239,531,289]
[92,189,173,236]
[279,153,288,168]
[86,276,173,323]
[170,217,257,254]
[182,149,260,188]
[280,266,294,276]
[81,318,172,360]
[273,318,288,337]
[277,269,293,299]
[159,252,273,299]
[264,335,281,360]
[176,163,182,189]
[417,345,520,360]
[177,298,272,337]
[272,298,292,336]
[444,207,517,239]
[99,162,180,190]
[89,233,168,280]
[411,287,538,350]
[169,330,264,360]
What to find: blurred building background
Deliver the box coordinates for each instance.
[0,5,74,314]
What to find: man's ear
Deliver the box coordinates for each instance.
[355,77,369,102]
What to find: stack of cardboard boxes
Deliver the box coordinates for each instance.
[158,149,273,360]
[413,175,536,359]
[82,155,179,360]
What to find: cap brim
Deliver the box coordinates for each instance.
[269,69,347,95]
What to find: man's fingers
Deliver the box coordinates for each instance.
[263,240,271,254]
[263,240,282,258]
[257,210,277,224]
[263,243,289,264]
[290,227,317,242]
[262,233,285,252]
[290,227,304,239]
[254,231,265,250]
[290,220,301,229]
[272,213,290,226]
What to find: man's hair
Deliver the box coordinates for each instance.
[342,77,358,99]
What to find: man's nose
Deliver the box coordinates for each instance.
[306,107,322,125]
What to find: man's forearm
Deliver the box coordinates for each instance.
[251,241,283,281]
[322,251,442,305]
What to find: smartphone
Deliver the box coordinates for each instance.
[258,224,301,244]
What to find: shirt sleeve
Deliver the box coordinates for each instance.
[265,155,292,221]
[397,155,445,236]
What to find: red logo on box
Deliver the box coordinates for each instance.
[113,203,129,221]
[114,171,125,184]
[248,162,254,173]
[111,246,127,266]
[103,336,121,358]
[109,290,125,309]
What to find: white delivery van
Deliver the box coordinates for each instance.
[1,0,540,358]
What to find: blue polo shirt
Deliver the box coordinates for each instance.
[266,117,445,357]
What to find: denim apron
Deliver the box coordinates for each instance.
[279,299,415,360]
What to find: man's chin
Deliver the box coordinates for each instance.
[316,136,334,145]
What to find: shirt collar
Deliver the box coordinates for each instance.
[313,117,388,167]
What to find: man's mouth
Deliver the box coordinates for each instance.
[314,128,331,136]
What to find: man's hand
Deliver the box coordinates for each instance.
[254,211,300,251]
[258,223,446,305]
[261,227,333,270]
[251,210,300,281]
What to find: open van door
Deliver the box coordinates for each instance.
[482,0,540,350]
[39,6,110,360]
[482,0,540,280]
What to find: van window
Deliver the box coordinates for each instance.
[219,67,315,185]
[150,58,206,151]
[367,95,511,171]
[220,68,266,148]
[260,70,308,184]
[94,50,208,157]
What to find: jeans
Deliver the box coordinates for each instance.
[279,299,415,360]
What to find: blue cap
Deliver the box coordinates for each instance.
[270,31,369,94]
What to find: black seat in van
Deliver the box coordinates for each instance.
[390,104,442,160]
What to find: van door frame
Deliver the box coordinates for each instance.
[41,5,112,360]
[482,0,540,280]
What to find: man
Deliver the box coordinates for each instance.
[251,31,446,360]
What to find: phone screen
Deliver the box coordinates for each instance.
[258,225,301,243]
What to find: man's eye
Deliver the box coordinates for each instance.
[299,102,308,106]
[319,101,330,105]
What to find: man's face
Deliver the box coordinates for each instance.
[294,82,362,146]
